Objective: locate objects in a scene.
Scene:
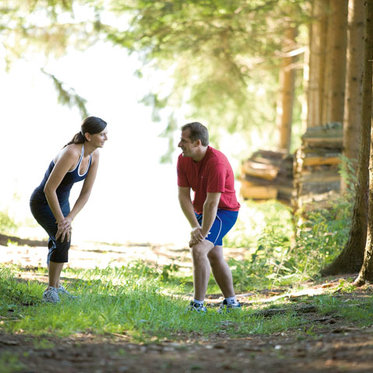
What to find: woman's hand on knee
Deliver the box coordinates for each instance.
[56,217,72,242]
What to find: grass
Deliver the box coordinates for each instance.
[0,195,370,344]
[0,263,303,341]
[1,260,373,344]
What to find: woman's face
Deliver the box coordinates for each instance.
[89,128,108,148]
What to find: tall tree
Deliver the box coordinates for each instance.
[322,0,348,124]
[321,0,370,277]
[352,0,373,286]
[276,23,298,153]
[307,0,329,128]
[342,0,366,191]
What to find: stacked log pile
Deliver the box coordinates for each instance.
[239,150,294,204]
[293,122,343,213]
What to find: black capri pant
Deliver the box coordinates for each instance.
[30,194,71,263]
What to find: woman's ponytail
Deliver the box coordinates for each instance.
[65,132,85,147]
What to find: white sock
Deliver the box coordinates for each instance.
[193,299,204,306]
[225,296,237,305]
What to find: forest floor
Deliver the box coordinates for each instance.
[1,236,373,372]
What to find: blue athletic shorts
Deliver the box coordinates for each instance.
[195,209,238,246]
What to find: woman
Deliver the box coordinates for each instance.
[30,116,108,303]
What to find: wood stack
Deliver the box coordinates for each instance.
[293,122,343,213]
[239,149,294,204]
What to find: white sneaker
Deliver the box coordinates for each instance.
[218,299,241,313]
[42,287,60,303]
[57,285,77,299]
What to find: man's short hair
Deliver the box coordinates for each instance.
[181,122,209,146]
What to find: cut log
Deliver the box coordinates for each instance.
[302,138,343,149]
[301,123,343,149]
[243,174,293,187]
[239,149,293,203]
[241,160,279,181]
[250,149,288,166]
[301,122,343,138]
[300,169,340,183]
[299,181,340,195]
[302,156,341,166]
[240,180,278,200]
[292,123,343,216]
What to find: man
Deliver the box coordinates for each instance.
[177,122,241,312]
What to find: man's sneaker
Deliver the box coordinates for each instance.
[188,301,207,313]
[42,287,60,303]
[218,299,241,313]
[57,285,78,299]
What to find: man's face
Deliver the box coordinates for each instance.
[178,129,196,157]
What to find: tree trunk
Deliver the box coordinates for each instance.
[353,0,373,286]
[277,25,298,153]
[323,0,348,124]
[307,0,329,128]
[342,0,365,192]
[321,0,372,277]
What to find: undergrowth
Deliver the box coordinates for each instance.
[225,192,352,292]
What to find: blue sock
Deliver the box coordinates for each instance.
[225,296,237,305]
[193,299,204,306]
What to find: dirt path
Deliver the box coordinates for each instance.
[2,324,373,372]
[1,240,373,372]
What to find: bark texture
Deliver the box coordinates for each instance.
[307,0,329,128]
[322,0,348,124]
[353,0,373,285]
[342,0,365,192]
[322,0,372,277]
[277,25,298,153]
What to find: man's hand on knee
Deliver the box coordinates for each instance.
[189,227,204,247]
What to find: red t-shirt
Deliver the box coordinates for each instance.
[177,146,240,214]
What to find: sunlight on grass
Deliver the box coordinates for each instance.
[0,263,310,342]
[2,260,373,344]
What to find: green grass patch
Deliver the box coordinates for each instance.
[0,263,309,342]
[2,261,372,344]
[314,293,373,327]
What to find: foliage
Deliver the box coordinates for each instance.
[42,69,88,117]
[0,210,17,234]
[0,0,101,115]
[293,200,352,275]
[104,0,310,152]
[1,0,311,151]
[0,0,100,66]
[224,195,352,291]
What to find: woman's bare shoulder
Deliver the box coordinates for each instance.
[54,144,81,163]
[91,149,100,163]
